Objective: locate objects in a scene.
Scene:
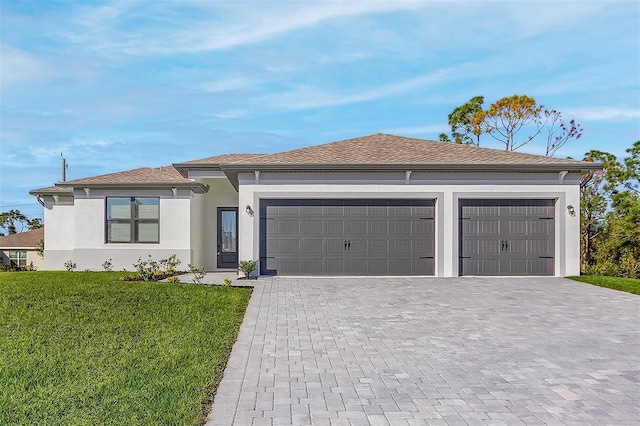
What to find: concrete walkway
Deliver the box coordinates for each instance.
[206,277,640,425]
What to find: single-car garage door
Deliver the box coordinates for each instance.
[260,199,435,276]
[459,199,555,276]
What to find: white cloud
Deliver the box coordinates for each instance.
[0,44,53,86]
[71,1,427,55]
[567,107,640,121]
[260,68,452,111]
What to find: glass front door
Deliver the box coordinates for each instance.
[217,207,238,269]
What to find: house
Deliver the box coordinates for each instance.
[30,134,601,276]
[0,227,45,270]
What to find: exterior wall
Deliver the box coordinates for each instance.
[237,171,582,277]
[190,173,239,271]
[42,196,75,270]
[42,189,193,270]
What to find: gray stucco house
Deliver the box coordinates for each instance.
[30,134,600,276]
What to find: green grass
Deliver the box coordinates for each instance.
[567,274,640,295]
[0,271,252,426]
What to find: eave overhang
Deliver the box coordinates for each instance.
[219,162,603,190]
[45,182,210,194]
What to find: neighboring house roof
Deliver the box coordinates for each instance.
[224,133,599,170]
[31,166,209,194]
[0,228,44,249]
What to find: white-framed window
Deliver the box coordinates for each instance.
[9,250,27,267]
[106,197,159,243]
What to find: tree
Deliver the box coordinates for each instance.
[472,94,544,151]
[446,95,484,146]
[544,109,583,157]
[579,151,617,271]
[0,210,41,236]
[442,94,582,156]
[581,142,640,278]
[0,210,28,235]
[27,218,43,230]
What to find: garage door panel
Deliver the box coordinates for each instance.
[480,259,501,275]
[280,220,301,234]
[460,199,554,276]
[349,220,367,234]
[326,220,344,234]
[304,259,323,274]
[305,220,323,234]
[305,240,323,254]
[282,239,300,254]
[348,239,367,255]
[370,220,389,235]
[480,220,500,235]
[326,258,346,274]
[370,240,389,255]
[260,199,435,275]
[326,239,344,255]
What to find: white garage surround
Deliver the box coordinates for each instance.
[237,172,581,277]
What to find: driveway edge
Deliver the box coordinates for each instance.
[204,280,265,425]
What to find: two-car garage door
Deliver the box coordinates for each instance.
[260,199,435,275]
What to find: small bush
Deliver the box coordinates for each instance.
[102,259,113,272]
[64,260,76,272]
[221,278,232,287]
[188,264,207,284]
[166,276,180,283]
[238,260,257,278]
[132,254,182,282]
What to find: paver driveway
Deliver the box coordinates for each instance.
[207,277,639,425]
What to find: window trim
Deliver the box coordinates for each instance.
[105,197,160,244]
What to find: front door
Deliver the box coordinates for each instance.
[217,207,238,269]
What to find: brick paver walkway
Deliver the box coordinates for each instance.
[206,277,640,425]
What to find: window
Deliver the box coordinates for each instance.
[9,250,27,267]
[106,197,159,243]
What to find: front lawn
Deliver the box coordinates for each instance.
[567,274,640,295]
[0,271,252,425]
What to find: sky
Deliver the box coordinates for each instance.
[1,0,639,223]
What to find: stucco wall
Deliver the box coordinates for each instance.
[42,188,193,270]
[42,196,75,270]
[237,171,582,277]
[190,174,239,271]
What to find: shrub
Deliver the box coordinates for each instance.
[132,254,182,282]
[238,260,257,278]
[166,276,180,283]
[222,278,232,287]
[188,264,207,284]
[64,260,76,272]
[102,259,113,272]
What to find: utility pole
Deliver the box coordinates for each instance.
[60,153,68,182]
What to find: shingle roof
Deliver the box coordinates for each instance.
[177,153,264,165]
[0,228,44,248]
[29,185,73,196]
[227,133,595,167]
[58,165,190,185]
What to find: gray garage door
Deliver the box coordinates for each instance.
[260,199,435,276]
[459,199,555,276]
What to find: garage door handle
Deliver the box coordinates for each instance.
[419,256,434,259]
[539,256,553,259]
[348,240,351,250]
[344,240,347,250]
